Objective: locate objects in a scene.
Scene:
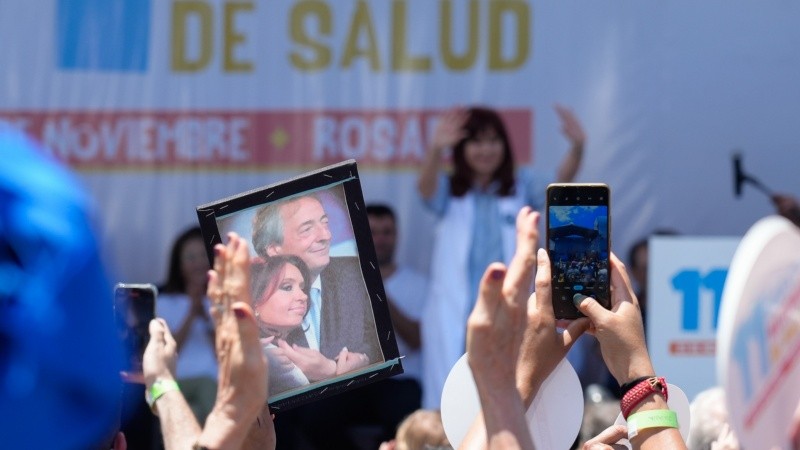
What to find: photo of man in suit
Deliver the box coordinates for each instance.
[251,191,383,382]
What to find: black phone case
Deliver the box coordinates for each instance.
[546,184,611,320]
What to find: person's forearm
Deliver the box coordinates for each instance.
[514,348,546,408]
[156,390,203,450]
[556,144,583,183]
[240,407,277,450]
[196,407,255,450]
[461,377,540,450]
[628,395,687,450]
[460,404,534,450]
[477,386,534,450]
[460,413,488,450]
[387,300,421,349]
[418,145,443,199]
[516,374,542,409]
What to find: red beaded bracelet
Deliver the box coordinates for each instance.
[620,376,668,419]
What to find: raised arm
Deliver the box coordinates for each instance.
[554,104,585,183]
[143,318,202,450]
[575,254,686,450]
[461,209,589,450]
[516,248,590,404]
[418,108,468,199]
[195,233,271,450]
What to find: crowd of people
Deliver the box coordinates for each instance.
[3,105,800,450]
[143,208,690,450]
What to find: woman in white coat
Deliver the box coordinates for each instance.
[417,105,585,408]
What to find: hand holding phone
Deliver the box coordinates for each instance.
[546,183,611,319]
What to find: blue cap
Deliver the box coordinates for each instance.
[0,125,123,449]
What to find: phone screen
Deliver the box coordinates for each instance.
[113,283,158,448]
[546,184,611,319]
[113,283,157,374]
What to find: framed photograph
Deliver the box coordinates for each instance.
[196,160,402,411]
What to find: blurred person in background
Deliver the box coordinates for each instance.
[687,387,739,450]
[417,105,586,408]
[157,226,217,425]
[772,193,800,228]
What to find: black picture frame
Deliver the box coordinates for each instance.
[196,160,402,411]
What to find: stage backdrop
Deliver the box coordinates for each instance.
[1,1,798,305]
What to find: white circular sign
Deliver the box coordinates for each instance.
[440,354,584,449]
[717,216,800,449]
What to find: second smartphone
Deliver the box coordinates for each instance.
[113,283,159,449]
[546,183,611,319]
[113,282,158,374]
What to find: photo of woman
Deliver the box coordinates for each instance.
[251,255,312,395]
[251,254,370,397]
[197,161,399,409]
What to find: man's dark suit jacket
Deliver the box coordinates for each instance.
[288,256,383,364]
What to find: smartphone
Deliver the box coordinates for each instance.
[546,183,611,319]
[112,283,158,448]
[113,283,157,376]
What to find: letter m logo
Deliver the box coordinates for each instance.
[56,0,151,72]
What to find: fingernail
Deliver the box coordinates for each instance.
[234,308,246,319]
[573,293,589,307]
[214,246,221,256]
[490,269,504,280]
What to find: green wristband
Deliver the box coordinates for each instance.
[145,379,180,412]
[627,409,678,440]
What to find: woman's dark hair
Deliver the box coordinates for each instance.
[160,226,204,294]
[450,107,516,197]
[250,255,311,310]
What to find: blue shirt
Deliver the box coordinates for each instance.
[423,169,553,314]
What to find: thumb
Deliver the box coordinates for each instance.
[149,318,165,336]
[574,294,610,323]
[561,317,591,350]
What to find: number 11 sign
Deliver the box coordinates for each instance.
[648,235,739,401]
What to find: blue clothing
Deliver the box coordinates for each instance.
[423,169,553,308]
[420,168,553,409]
[468,189,505,313]
[0,126,123,449]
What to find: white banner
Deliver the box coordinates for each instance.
[0,0,798,290]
